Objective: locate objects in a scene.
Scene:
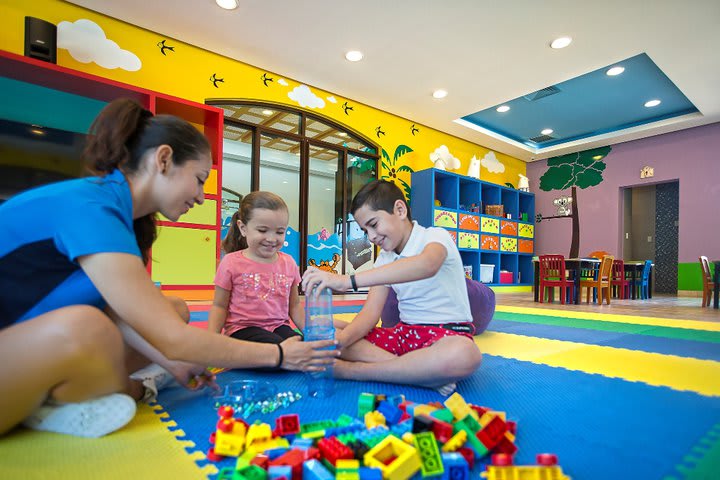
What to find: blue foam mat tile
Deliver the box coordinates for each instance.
[156,355,720,480]
[488,319,720,361]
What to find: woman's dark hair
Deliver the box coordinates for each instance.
[83,98,211,264]
[350,179,412,221]
[222,191,288,254]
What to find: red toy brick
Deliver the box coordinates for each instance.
[456,447,475,470]
[218,406,234,419]
[317,437,354,465]
[491,453,513,466]
[275,414,301,436]
[536,453,558,466]
[206,447,224,462]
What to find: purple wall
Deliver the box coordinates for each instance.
[526,122,720,262]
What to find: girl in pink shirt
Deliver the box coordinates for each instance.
[209,192,304,345]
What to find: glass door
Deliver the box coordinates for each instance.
[345,153,378,275]
[306,143,342,273]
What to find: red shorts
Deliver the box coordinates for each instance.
[365,322,474,356]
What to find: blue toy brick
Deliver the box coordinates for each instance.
[377,401,403,424]
[268,465,293,480]
[303,459,334,480]
[265,447,291,460]
[387,395,405,407]
[291,437,314,450]
[358,467,383,480]
[440,453,469,480]
[389,421,412,437]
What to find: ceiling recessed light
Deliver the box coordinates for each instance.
[432,89,448,99]
[496,105,510,113]
[541,128,554,135]
[345,50,363,62]
[215,0,238,10]
[338,132,347,137]
[262,109,273,115]
[606,66,625,76]
[644,99,661,107]
[550,37,572,49]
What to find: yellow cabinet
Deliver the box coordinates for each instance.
[151,226,217,286]
[159,199,217,225]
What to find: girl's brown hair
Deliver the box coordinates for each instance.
[222,191,288,254]
[83,99,211,263]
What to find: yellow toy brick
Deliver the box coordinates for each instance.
[441,430,468,452]
[214,429,246,456]
[365,410,387,429]
[247,437,290,455]
[364,435,421,480]
[412,404,438,417]
[444,392,478,422]
[336,459,360,471]
[245,423,273,450]
[401,432,415,444]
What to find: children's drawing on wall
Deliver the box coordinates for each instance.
[480,151,505,174]
[381,145,415,200]
[467,155,480,179]
[429,145,460,171]
[58,19,141,71]
[156,39,175,56]
[209,73,224,88]
[288,85,325,109]
[306,229,342,274]
[536,146,611,258]
[260,73,273,86]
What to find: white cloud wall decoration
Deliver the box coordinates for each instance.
[288,85,325,109]
[58,19,141,71]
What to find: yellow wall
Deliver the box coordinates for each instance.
[1,0,526,189]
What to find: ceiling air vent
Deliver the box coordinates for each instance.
[523,85,561,101]
[529,134,556,143]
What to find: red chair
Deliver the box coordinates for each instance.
[611,259,631,299]
[538,255,575,305]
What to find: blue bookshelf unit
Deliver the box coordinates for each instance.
[410,168,535,286]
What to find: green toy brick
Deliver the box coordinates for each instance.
[413,431,445,477]
[429,408,455,424]
[358,393,376,418]
[238,465,268,480]
[300,420,337,434]
[337,414,356,427]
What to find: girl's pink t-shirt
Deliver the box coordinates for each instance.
[214,250,301,336]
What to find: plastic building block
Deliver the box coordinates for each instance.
[412,415,434,433]
[301,420,337,435]
[429,408,455,424]
[250,454,269,469]
[238,465,269,480]
[456,447,475,470]
[430,418,454,443]
[481,453,570,480]
[476,416,507,450]
[443,393,478,422]
[413,431,444,477]
[365,411,387,429]
[246,423,273,450]
[358,467,383,480]
[413,404,438,417]
[387,395,405,407]
[346,439,370,460]
[303,459,334,480]
[377,401,403,425]
[358,393,376,418]
[290,437,314,450]
[441,430,467,452]
[206,447,224,462]
[235,450,257,471]
[337,414,356,427]
[317,436,354,465]
[215,426,247,456]
[364,435,421,480]
[492,434,517,456]
[217,467,242,480]
[248,437,290,455]
[265,447,290,460]
[268,465,293,480]
[269,449,305,479]
[275,414,300,436]
[440,452,469,480]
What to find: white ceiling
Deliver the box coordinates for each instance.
[69,0,720,162]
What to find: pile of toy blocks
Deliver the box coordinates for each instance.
[207,392,565,480]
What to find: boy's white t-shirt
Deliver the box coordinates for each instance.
[374,221,472,325]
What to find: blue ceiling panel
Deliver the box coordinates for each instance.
[461,53,698,147]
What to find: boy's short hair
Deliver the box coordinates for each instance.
[350,180,412,221]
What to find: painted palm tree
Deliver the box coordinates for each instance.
[538,146,610,258]
[381,145,415,200]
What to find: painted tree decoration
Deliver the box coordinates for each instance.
[381,145,415,200]
[538,146,611,258]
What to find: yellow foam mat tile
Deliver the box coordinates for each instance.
[475,332,720,397]
[495,305,720,331]
[0,403,217,479]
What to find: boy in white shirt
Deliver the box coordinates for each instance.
[302,180,482,394]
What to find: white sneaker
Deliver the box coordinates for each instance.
[23,393,136,438]
[130,363,177,403]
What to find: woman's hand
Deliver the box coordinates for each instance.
[165,360,220,392]
[301,266,351,294]
[279,336,339,371]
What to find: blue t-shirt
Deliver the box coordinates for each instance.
[0,169,142,327]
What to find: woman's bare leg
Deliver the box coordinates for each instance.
[0,306,127,435]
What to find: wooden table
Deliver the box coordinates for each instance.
[533,258,601,305]
[713,260,719,309]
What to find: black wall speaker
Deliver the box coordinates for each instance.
[24,17,57,64]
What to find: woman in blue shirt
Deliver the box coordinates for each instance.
[0,99,337,438]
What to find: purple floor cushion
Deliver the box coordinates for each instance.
[380,277,495,334]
